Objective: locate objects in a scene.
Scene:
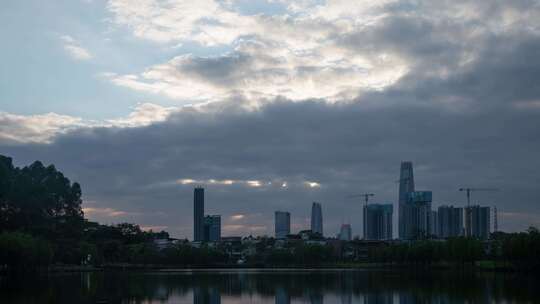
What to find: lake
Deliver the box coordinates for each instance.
[1,269,539,303]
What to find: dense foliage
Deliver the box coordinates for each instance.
[0,155,83,238]
[0,156,172,271]
[369,237,484,265]
[492,227,540,270]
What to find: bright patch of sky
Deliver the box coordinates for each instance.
[1,0,408,120]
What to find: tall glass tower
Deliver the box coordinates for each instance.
[398,161,415,239]
[311,202,323,236]
[275,211,291,239]
[194,187,205,241]
[364,203,393,240]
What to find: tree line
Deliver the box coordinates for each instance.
[368,228,540,271]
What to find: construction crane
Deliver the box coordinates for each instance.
[458,188,499,207]
[347,193,375,207]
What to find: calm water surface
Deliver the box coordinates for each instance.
[1,269,539,303]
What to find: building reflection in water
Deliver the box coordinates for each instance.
[309,292,323,304]
[340,292,352,304]
[365,292,392,304]
[275,287,290,304]
[193,286,221,304]
[2,270,536,304]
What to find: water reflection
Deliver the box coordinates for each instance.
[194,286,221,304]
[1,270,539,303]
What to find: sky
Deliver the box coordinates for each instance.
[1,0,540,239]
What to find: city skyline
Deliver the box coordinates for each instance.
[2,1,540,239]
[191,161,492,241]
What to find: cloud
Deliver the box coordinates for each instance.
[304,181,321,188]
[0,103,179,144]
[60,35,93,60]
[103,0,540,105]
[103,0,412,103]
[3,89,540,237]
[106,0,252,45]
[229,214,245,221]
[0,112,87,144]
[107,103,179,127]
[2,0,540,238]
[83,207,131,218]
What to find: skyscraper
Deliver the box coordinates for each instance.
[402,191,432,239]
[275,211,290,239]
[194,187,205,241]
[398,161,415,239]
[311,202,323,236]
[364,204,393,240]
[438,205,463,238]
[430,210,438,237]
[204,215,221,242]
[466,205,490,240]
[339,224,352,241]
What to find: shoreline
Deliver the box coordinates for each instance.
[35,261,516,274]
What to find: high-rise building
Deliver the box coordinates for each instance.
[398,161,415,239]
[465,205,490,240]
[437,205,463,238]
[275,211,290,239]
[364,204,393,240]
[401,191,432,239]
[194,187,205,241]
[311,202,323,236]
[204,215,221,242]
[430,210,438,237]
[339,224,352,241]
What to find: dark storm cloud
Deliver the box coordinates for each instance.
[2,87,540,237]
[2,0,540,237]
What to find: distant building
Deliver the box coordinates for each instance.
[275,211,290,239]
[194,187,205,241]
[153,238,175,251]
[401,191,433,239]
[438,205,463,238]
[311,202,323,236]
[430,210,438,237]
[465,205,490,240]
[204,215,221,242]
[339,224,352,241]
[398,161,415,239]
[364,204,393,240]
